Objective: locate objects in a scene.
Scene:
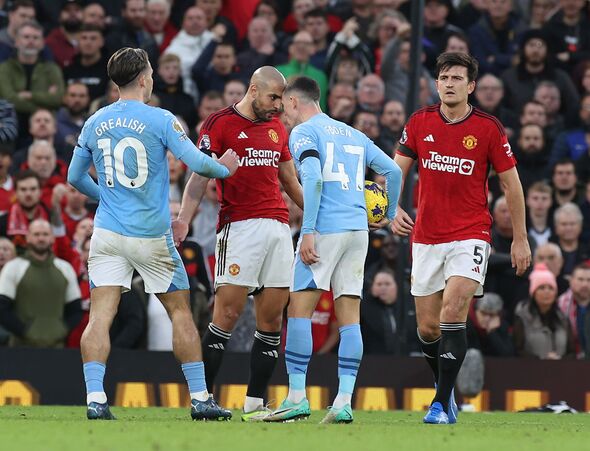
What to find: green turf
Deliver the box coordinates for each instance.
[1,406,589,451]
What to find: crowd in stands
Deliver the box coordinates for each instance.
[0,0,589,360]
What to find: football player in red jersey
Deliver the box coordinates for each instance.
[392,52,531,424]
[173,66,303,421]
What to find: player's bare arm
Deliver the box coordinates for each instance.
[173,149,239,245]
[278,160,303,209]
[391,153,415,236]
[498,167,532,276]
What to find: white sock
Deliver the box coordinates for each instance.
[191,390,209,402]
[287,389,306,404]
[244,396,264,413]
[332,392,352,409]
[87,392,107,405]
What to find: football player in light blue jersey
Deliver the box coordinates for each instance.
[265,76,402,424]
[67,48,239,421]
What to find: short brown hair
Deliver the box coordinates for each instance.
[107,47,149,88]
[158,52,180,66]
[284,76,321,103]
[435,52,479,82]
[14,169,41,190]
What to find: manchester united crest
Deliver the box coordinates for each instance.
[229,264,240,276]
[462,135,478,150]
[268,129,279,143]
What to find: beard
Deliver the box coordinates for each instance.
[62,19,82,33]
[251,98,277,122]
[29,243,52,256]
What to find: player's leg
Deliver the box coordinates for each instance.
[157,289,231,421]
[242,287,288,419]
[202,284,248,390]
[320,231,366,424]
[81,286,121,420]
[243,220,293,420]
[415,292,444,383]
[81,228,132,420]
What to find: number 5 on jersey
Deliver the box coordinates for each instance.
[98,137,149,189]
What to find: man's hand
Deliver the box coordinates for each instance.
[218,149,239,176]
[369,217,390,231]
[172,218,189,247]
[212,23,227,41]
[511,238,531,276]
[486,315,501,332]
[52,183,68,208]
[300,233,319,265]
[391,206,414,236]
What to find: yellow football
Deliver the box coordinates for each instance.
[364,181,388,223]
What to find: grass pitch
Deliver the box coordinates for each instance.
[1,406,589,451]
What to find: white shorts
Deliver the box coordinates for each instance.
[291,231,368,299]
[410,239,490,297]
[89,227,189,294]
[215,218,293,291]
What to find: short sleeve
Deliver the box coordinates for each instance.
[197,114,224,157]
[396,115,418,160]
[488,123,516,174]
[54,259,82,303]
[289,123,318,162]
[0,261,19,299]
[162,112,195,160]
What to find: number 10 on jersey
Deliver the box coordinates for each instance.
[97,137,149,189]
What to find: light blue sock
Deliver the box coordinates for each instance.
[83,361,106,404]
[285,317,312,403]
[334,324,363,408]
[181,361,208,400]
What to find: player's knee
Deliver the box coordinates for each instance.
[441,302,467,322]
[417,323,440,342]
[215,306,241,330]
[257,314,283,332]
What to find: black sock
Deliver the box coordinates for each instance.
[433,322,467,412]
[201,323,231,392]
[247,330,281,399]
[418,330,441,384]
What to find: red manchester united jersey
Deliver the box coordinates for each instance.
[397,104,516,244]
[197,105,291,230]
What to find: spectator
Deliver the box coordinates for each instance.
[352,110,380,141]
[558,262,590,358]
[513,124,548,191]
[552,202,589,276]
[423,0,462,72]
[0,99,18,152]
[277,30,328,111]
[88,80,119,114]
[444,30,470,53]
[145,0,177,53]
[337,0,375,43]
[529,0,557,29]
[365,231,399,288]
[519,99,548,128]
[167,150,185,202]
[369,10,409,76]
[467,293,515,356]
[222,79,246,107]
[468,0,526,76]
[165,6,213,100]
[190,178,219,275]
[549,94,590,167]
[72,217,93,251]
[581,180,590,242]
[526,181,553,246]
[192,37,243,96]
[105,0,159,68]
[55,82,90,158]
[542,0,590,72]
[533,242,569,295]
[0,219,82,347]
[0,0,35,48]
[12,109,69,171]
[283,0,343,36]
[194,90,224,133]
[25,140,67,211]
[196,0,238,46]
[325,17,373,86]
[356,73,385,114]
[474,73,518,137]
[513,262,575,359]
[331,54,363,88]
[533,80,567,133]
[45,0,83,69]
[551,158,583,209]
[455,0,488,30]
[82,2,106,30]
[152,53,197,129]
[500,29,579,123]
[378,100,405,155]
[303,8,332,71]
[63,24,109,101]
[361,269,404,355]
[236,17,287,81]
[253,0,289,53]
[0,237,15,269]
[0,21,65,140]
[0,149,14,212]
[327,82,357,125]
[62,183,91,240]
